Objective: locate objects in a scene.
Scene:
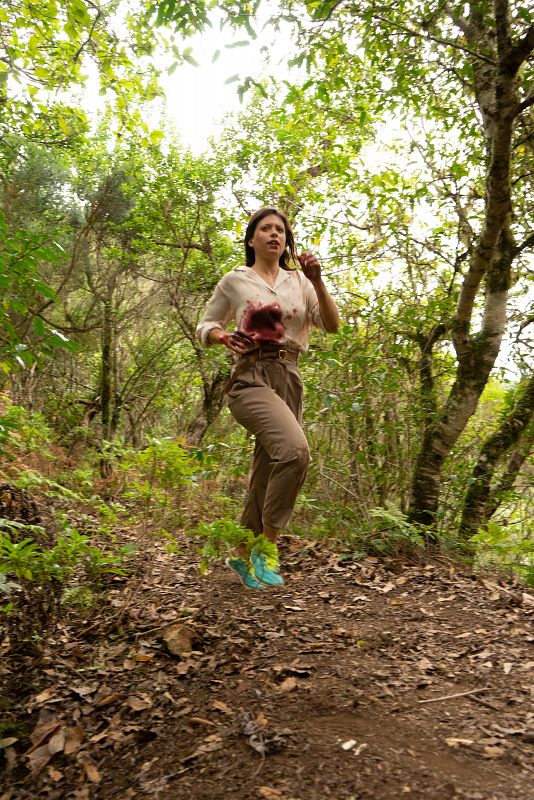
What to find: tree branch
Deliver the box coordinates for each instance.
[518,94,534,113]
[371,13,495,65]
[502,22,534,75]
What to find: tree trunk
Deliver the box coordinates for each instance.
[100,292,114,478]
[185,365,231,446]
[408,5,533,531]
[459,373,534,537]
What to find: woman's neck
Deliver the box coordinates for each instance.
[251,255,280,277]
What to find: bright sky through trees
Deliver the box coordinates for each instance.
[158,7,291,152]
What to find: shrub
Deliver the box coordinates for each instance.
[0,518,135,651]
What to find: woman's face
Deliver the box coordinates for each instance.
[248,213,287,261]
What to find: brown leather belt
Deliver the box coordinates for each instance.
[239,345,299,363]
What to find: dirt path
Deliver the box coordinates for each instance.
[2,537,533,800]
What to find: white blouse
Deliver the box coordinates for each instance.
[196,266,326,353]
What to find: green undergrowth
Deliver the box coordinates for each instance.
[291,496,427,558]
[471,520,534,587]
[1,398,531,655]
[0,516,138,650]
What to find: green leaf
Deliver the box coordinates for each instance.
[33,317,47,336]
[224,40,250,49]
[183,48,199,67]
[58,116,71,136]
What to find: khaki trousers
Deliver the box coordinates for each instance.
[227,357,310,536]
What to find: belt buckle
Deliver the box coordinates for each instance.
[278,348,287,360]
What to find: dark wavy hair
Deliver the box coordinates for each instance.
[244,207,297,271]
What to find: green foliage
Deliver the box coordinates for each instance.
[0,212,78,374]
[0,517,136,646]
[0,519,133,585]
[293,498,425,557]
[118,438,202,524]
[61,585,96,610]
[0,401,52,457]
[192,519,278,574]
[1,1,165,140]
[471,521,534,586]
[126,437,199,491]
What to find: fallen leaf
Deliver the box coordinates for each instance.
[72,787,90,800]
[388,598,405,606]
[257,788,284,799]
[256,710,268,728]
[34,688,56,704]
[381,581,395,593]
[182,736,224,763]
[175,704,194,717]
[79,757,101,784]
[27,743,52,773]
[189,717,217,726]
[162,623,195,657]
[0,737,18,748]
[70,685,97,698]
[212,700,233,715]
[94,692,123,708]
[47,731,65,755]
[503,663,513,674]
[134,654,154,662]
[278,676,297,693]
[47,765,63,782]
[445,738,474,748]
[26,720,62,754]
[127,695,153,711]
[483,745,506,758]
[64,726,85,756]
[417,657,434,671]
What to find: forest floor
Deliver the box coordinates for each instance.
[1,530,533,800]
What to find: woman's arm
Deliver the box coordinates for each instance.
[195,279,233,346]
[298,252,340,333]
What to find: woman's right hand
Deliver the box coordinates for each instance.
[210,328,255,354]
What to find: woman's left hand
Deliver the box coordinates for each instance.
[297,251,322,284]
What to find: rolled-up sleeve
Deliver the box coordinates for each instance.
[195,278,234,346]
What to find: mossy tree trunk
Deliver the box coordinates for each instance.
[408,5,534,529]
[459,372,534,537]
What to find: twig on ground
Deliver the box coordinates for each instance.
[418,687,489,704]
[466,693,503,711]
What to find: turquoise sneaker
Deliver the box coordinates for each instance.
[251,552,284,586]
[225,557,266,590]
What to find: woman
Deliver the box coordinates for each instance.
[196,207,339,589]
